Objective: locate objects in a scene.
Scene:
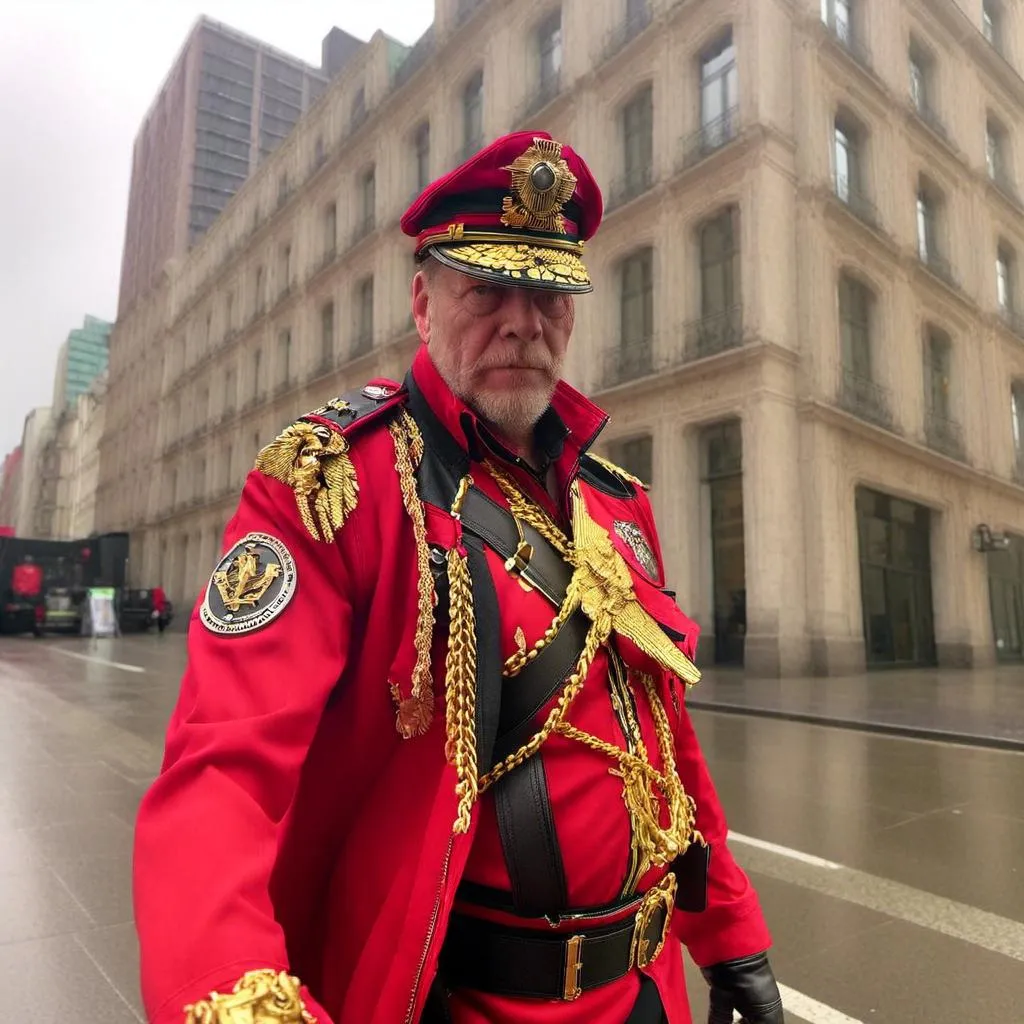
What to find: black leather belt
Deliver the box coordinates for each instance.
[440,874,677,1002]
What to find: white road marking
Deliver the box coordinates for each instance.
[50,648,146,674]
[728,831,843,870]
[734,984,865,1023]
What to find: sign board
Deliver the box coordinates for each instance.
[87,587,118,637]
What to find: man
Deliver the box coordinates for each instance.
[133,131,783,1024]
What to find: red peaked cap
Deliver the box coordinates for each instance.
[400,130,604,293]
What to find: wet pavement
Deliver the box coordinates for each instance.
[1,631,1022,1023]
[688,665,1024,750]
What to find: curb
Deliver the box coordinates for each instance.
[685,699,1024,754]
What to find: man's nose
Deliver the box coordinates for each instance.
[499,290,543,340]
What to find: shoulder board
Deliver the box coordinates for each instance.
[579,452,649,498]
[254,378,406,543]
[301,378,407,437]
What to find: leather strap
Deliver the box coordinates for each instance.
[494,754,568,916]
[458,487,571,608]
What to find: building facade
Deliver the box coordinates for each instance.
[13,408,53,538]
[116,17,362,315]
[51,315,112,413]
[0,448,23,530]
[98,0,1024,674]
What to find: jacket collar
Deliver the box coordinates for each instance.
[408,346,608,477]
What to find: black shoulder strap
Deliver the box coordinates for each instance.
[299,381,406,437]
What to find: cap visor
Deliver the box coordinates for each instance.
[428,242,593,293]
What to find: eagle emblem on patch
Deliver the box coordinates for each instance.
[200,532,297,635]
[613,520,659,579]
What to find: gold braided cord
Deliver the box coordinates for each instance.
[502,596,576,677]
[389,412,436,739]
[444,543,479,833]
[184,969,317,1023]
[480,601,605,791]
[484,460,571,556]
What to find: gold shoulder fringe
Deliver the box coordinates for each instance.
[255,421,358,542]
[184,968,317,1023]
[589,452,650,491]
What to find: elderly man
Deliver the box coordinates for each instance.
[133,132,783,1024]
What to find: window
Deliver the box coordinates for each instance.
[1012,381,1024,459]
[622,84,654,192]
[986,116,1009,184]
[700,207,740,317]
[700,30,738,139]
[314,135,325,167]
[997,243,1015,312]
[361,167,376,231]
[908,40,934,116]
[324,202,337,257]
[833,111,870,217]
[607,435,653,486]
[321,301,335,365]
[821,0,852,40]
[983,1,1002,50]
[255,266,264,312]
[620,248,654,345]
[916,178,941,263]
[278,329,292,384]
[224,367,235,412]
[413,122,430,193]
[351,86,366,128]
[538,12,562,89]
[280,245,291,294]
[225,444,234,487]
[462,71,484,154]
[627,0,650,25]
[356,277,374,354]
[253,348,262,397]
[225,292,234,335]
[923,327,952,421]
[838,274,873,380]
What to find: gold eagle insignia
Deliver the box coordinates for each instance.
[212,543,282,612]
[255,420,358,542]
[500,137,577,235]
[184,968,317,1024]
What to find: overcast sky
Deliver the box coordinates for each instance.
[0,0,434,459]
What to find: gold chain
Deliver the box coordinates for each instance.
[389,412,436,738]
[444,543,479,834]
[476,462,700,868]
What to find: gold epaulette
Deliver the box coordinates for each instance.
[255,419,359,543]
[184,969,317,1023]
[588,452,650,491]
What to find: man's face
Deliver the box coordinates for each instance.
[412,260,575,441]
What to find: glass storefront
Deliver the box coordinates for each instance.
[988,534,1024,662]
[703,421,745,666]
[856,487,937,667]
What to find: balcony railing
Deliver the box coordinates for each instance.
[910,96,948,141]
[918,247,958,289]
[838,369,893,429]
[522,72,562,119]
[600,3,652,64]
[998,305,1024,340]
[606,164,655,213]
[601,336,655,389]
[679,107,740,170]
[822,13,872,70]
[833,175,880,229]
[683,307,744,362]
[924,411,966,461]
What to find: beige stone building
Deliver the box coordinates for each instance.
[98,0,1024,674]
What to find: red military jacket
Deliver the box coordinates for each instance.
[133,347,770,1024]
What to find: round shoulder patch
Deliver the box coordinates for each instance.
[200,532,297,635]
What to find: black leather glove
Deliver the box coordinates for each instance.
[701,951,784,1023]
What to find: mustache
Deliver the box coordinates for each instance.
[474,352,556,373]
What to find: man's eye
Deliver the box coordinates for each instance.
[471,285,493,296]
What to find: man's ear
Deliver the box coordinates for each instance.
[412,270,430,344]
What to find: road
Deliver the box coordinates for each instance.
[1,632,1022,1022]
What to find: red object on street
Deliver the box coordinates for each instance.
[11,562,42,598]
[0,525,14,537]
[152,587,166,613]
[132,348,770,1024]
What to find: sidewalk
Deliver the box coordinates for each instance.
[686,665,1024,751]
